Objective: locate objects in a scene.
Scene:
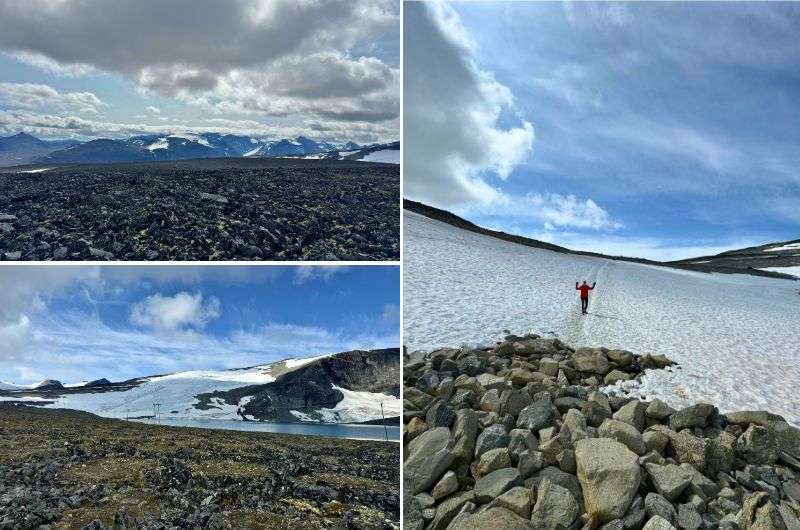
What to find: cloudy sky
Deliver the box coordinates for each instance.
[0,266,399,385]
[405,2,800,260]
[0,0,399,143]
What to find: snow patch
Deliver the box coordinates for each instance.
[18,167,53,173]
[766,242,800,252]
[147,138,169,151]
[361,149,400,164]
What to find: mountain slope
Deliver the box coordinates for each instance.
[672,239,800,278]
[404,209,800,424]
[404,199,798,279]
[0,348,400,424]
[0,133,78,166]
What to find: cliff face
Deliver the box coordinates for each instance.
[196,348,400,423]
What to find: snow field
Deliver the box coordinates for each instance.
[404,212,800,424]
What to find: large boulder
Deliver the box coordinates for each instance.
[452,409,479,467]
[669,404,715,432]
[474,467,523,503]
[572,348,611,375]
[404,427,454,494]
[476,424,510,458]
[644,463,693,502]
[599,419,646,456]
[530,479,579,530]
[736,424,779,465]
[575,438,641,522]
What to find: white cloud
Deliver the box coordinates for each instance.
[145,105,160,114]
[130,292,221,331]
[292,266,349,285]
[0,82,106,113]
[0,0,399,138]
[404,2,534,207]
[381,303,400,322]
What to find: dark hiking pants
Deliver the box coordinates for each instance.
[581,298,588,313]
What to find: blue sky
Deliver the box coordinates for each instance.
[0,266,399,385]
[404,2,800,260]
[0,0,399,143]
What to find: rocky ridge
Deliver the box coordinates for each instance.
[403,334,800,530]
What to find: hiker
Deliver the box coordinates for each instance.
[576,280,596,314]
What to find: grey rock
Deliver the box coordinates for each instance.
[427,490,475,530]
[645,463,693,502]
[452,507,534,530]
[572,348,611,374]
[475,447,512,478]
[599,419,647,455]
[736,424,779,465]
[647,399,676,421]
[518,450,544,478]
[474,467,523,503]
[405,427,455,495]
[530,479,579,530]
[642,515,677,530]
[645,493,677,526]
[432,470,459,500]
[613,401,647,433]
[476,424,510,458]
[490,486,532,519]
[517,397,559,432]
[678,503,703,530]
[508,429,539,463]
[669,404,715,432]
[575,438,641,522]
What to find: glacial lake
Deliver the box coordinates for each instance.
[131,417,400,441]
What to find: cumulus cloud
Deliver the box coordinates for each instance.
[0,82,105,113]
[0,0,399,138]
[404,2,534,207]
[130,292,221,331]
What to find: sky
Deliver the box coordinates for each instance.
[0,265,400,385]
[404,2,800,260]
[0,0,399,144]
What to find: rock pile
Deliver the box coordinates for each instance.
[403,334,800,530]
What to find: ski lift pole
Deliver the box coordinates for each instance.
[381,402,388,442]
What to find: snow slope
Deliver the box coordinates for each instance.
[45,364,279,420]
[404,211,800,423]
[362,149,400,164]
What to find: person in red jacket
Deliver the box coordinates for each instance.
[576,280,596,314]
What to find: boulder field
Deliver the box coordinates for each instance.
[403,334,800,530]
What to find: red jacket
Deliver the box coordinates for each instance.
[577,284,593,299]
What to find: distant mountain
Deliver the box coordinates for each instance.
[0,132,79,166]
[671,239,800,278]
[291,141,400,164]
[0,132,393,167]
[0,348,401,424]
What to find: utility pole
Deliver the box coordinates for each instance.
[381,402,388,442]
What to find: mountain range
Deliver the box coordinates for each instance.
[0,132,399,167]
[0,348,401,425]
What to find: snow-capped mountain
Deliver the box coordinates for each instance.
[0,348,400,425]
[404,207,800,425]
[0,132,389,166]
[289,141,400,164]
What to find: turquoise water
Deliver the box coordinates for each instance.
[132,417,400,441]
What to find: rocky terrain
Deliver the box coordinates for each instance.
[0,159,399,261]
[403,200,798,279]
[403,334,800,529]
[0,405,399,529]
